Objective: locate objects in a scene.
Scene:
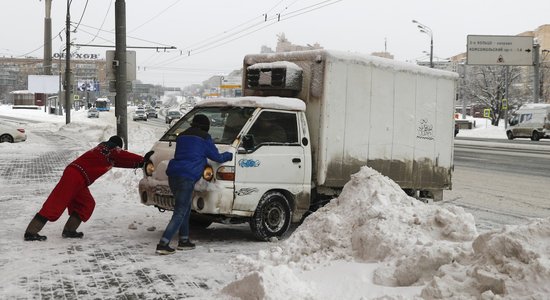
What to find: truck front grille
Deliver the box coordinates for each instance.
[153,194,175,210]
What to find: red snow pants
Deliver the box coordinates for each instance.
[38,166,95,222]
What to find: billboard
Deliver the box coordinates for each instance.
[467,35,534,66]
[28,75,60,93]
[77,80,99,92]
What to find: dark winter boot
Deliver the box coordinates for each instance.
[24,213,48,241]
[156,242,175,255]
[177,239,196,250]
[62,213,84,238]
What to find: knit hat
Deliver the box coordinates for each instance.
[108,135,123,148]
[191,114,210,132]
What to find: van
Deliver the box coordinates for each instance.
[506,103,550,141]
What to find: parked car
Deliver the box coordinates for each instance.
[454,122,459,137]
[146,108,158,118]
[165,110,182,124]
[87,107,99,118]
[0,122,27,143]
[133,108,148,121]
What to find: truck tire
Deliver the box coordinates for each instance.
[506,131,514,140]
[250,191,292,241]
[531,131,540,141]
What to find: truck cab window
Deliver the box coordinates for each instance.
[248,111,298,146]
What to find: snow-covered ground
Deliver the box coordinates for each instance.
[1,105,549,299]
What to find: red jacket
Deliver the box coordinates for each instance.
[69,142,143,186]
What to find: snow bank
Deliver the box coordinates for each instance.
[422,218,550,299]
[223,166,478,299]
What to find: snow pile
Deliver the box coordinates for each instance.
[223,166,478,298]
[221,265,316,300]
[422,218,550,299]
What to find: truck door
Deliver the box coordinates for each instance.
[233,110,306,212]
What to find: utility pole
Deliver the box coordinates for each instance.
[115,0,128,149]
[533,43,540,103]
[43,0,53,113]
[43,0,52,76]
[64,0,71,124]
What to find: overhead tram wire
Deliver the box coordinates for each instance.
[127,0,182,34]
[143,0,310,67]
[15,27,66,58]
[145,0,342,69]
[169,0,340,56]
[71,22,175,48]
[82,0,113,45]
[72,0,89,33]
[154,0,289,55]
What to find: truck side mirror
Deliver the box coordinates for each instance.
[238,134,255,154]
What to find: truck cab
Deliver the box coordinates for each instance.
[138,97,312,240]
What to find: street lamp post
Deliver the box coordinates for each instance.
[412,20,433,68]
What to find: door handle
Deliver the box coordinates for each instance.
[292,158,301,163]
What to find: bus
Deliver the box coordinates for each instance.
[95,98,111,111]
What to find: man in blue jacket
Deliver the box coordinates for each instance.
[156,114,233,255]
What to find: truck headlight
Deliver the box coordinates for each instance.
[145,161,155,176]
[203,165,214,181]
[216,166,235,181]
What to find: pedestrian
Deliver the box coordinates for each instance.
[24,136,149,241]
[156,114,232,255]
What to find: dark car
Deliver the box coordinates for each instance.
[454,123,459,137]
[165,110,182,124]
[146,108,158,118]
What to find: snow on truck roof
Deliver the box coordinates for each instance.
[195,96,306,111]
[244,49,459,79]
[518,103,550,110]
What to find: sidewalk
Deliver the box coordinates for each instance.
[0,125,264,299]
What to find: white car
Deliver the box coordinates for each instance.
[0,122,27,143]
[133,108,148,121]
[87,107,99,118]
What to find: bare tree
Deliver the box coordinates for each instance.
[463,66,523,126]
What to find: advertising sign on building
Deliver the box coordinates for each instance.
[77,80,99,92]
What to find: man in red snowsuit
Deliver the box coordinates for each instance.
[24,136,147,241]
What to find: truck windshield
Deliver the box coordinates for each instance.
[160,106,255,144]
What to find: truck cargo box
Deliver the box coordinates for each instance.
[244,50,458,196]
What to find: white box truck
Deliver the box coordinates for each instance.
[138,50,458,240]
[506,103,550,141]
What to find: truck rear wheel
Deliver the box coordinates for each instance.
[506,131,514,140]
[531,131,540,141]
[250,191,292,241]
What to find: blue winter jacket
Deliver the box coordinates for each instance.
[166,126,233,182]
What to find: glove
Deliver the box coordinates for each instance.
[143,150,154,162]
[223,152,233,162]
[138,151,154,168]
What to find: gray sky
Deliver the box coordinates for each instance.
[2,0,549,87]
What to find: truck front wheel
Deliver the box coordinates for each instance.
[250,191,292,241]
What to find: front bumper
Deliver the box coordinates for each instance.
[138,177,237,216]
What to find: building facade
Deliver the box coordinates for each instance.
[0,53,107,104]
